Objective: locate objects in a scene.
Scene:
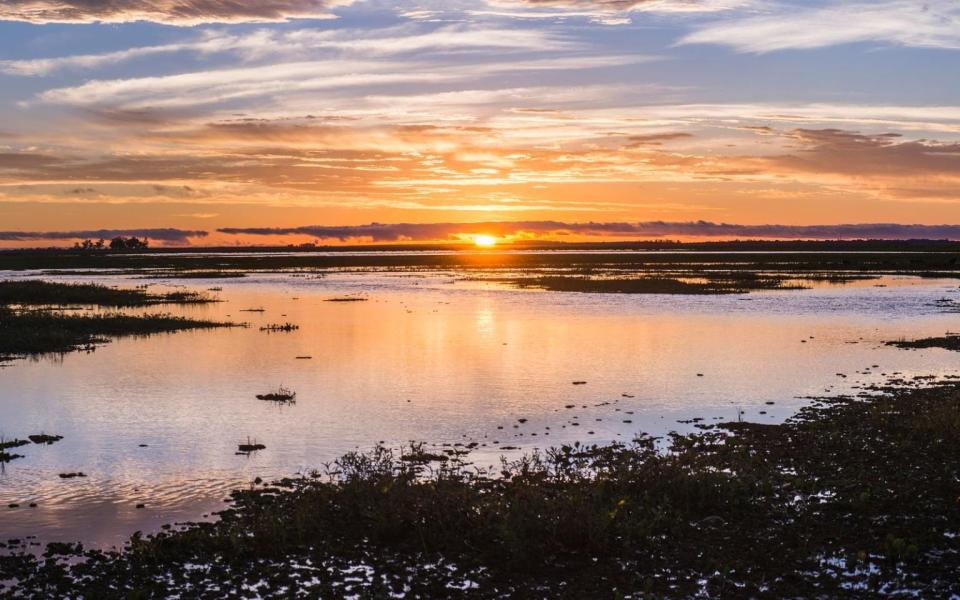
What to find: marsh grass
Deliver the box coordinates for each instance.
[0,306,234,360]
[887,335,960,351]
[259,323,299,332]
[0,281,213,307]
[513,274,806,294]
[3,383,959,597]
[137,271,247,280]
[0,281,237,361]
[256,386,296,403]
[0,437,28,464]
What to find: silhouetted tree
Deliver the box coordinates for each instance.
[74,238,107,251]
[109,236,149,250]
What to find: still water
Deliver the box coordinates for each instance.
[2,267,959,547]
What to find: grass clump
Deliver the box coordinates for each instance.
[0,280,236,361]
[259,323,299,332]
[887,335,960,351]
[513,274,805,295]
[27,434,63,445]
[0,280,213,307]
[256,386,296,403]
[0,305,235,361]
[2,383,959,597]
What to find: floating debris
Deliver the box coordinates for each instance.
[0,438,29,450]
[0,451,23,463]
[58,472,86,479]
[260,323,299,332]
[238,437,266,453]
[256,386,296,403]
[325,297,369,303]
[572,381,587,385]
[28,434,63,445]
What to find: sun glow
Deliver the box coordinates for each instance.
[472,234,497,248]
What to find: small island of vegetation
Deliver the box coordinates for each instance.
[0,281,237,362]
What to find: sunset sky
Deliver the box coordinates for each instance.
[0,0,958,246]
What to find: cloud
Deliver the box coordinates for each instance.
[217,220,960,242]
[680,0,960,53]
[1,25,576,76]
[495,0,737,9]
[773,128,960,177]
[625,132,693,146]
[36,54,642,110]
[0,0,353,25]
[480,0,747,18]
[0,228,208,242]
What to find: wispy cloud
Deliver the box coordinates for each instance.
[1,25,577,76]
[477,0,748,24]
[0,0,353,25]
[36,54,644,109]
[680,0,960,53]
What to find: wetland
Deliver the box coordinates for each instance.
[2,245,960,597]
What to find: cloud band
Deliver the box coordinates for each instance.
[217,221,960,241]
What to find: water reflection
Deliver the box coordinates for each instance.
[1,270,959,546]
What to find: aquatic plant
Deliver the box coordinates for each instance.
[0,280,214,307]
[27,434,63,445]
[3,381,959,597]
[259,323,299,332]
[0,306,237,361]
[256,386,297,403]
[887,335,960,351]
[238,437,267,453]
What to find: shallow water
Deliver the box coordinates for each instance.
[2,264,960,547]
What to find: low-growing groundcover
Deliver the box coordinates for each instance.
[2,383,959,598]
[0,281,234,361]
[0,280,213,307]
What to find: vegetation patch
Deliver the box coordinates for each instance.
[887,335,960,351]
[511,274,806,294]
[256,386,296,403]
[2,382,959,597]
[0,280,237,361]
[138,271,247,280]
[259,323,299,332]
[0,281,214,307]
[0,306,236,361]
[27,435,63,445]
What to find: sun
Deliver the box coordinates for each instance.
[472,234,497,248]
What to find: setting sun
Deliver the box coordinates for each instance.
[473,234,497,248]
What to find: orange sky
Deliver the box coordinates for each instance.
[1,1,959,246]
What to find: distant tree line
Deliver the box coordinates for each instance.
[73,237,149,251]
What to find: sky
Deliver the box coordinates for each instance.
[0,0,958,246]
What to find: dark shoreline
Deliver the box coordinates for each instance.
[3,248,960,300]
[5,239,960,255]
[2,381,958,598]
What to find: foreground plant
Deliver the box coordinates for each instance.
[2,382,959,598]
